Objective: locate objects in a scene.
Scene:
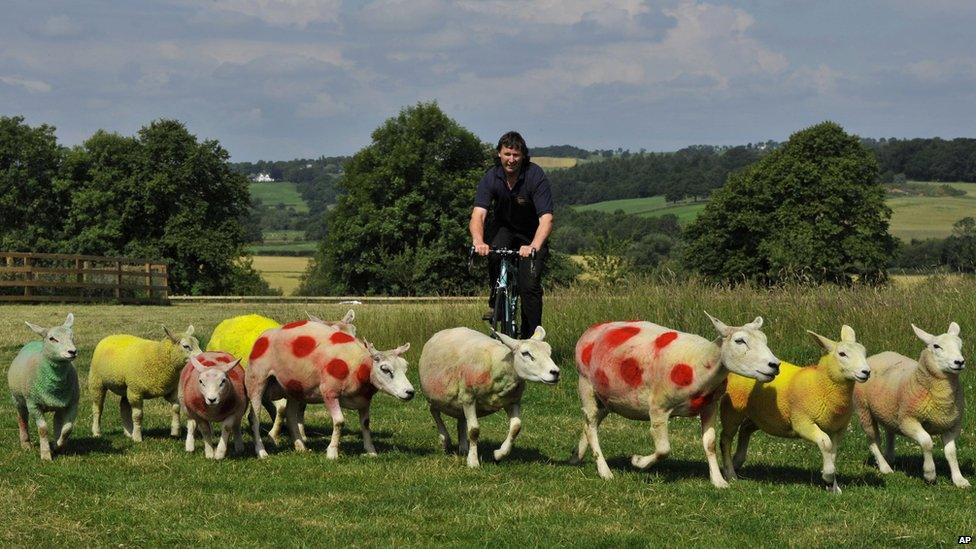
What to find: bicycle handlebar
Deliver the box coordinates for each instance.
[469,246,537,275]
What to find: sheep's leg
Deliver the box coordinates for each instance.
[462,402,480,468]
[248,377,270,459]
[165,390,180,437]
[578,376,612,479]
[457,415,469,456]
[127,391,145,442]
[234,411,249,454]
[493,402,522,462]
[863,414,893,474]
[631,407,671,470]
[285,399,307,453]
[794,419,839,493]
[323,393,345,460]
[569,406,607,465]
[359,407,377,456]
[900,417,936,483]
[15,401,31,449]
[732,420,758,470]
[719,396,744,480]
[268,398,287,444]
[198,421,215,459]
[90,384,106,437]
[943,426,970,488]
[214,418,233,460]
[27,402,52,461]
[430,407,453,454]
[119,396,134,438]
[883,427,897,463]
[185,419,197,452]
[700,402,728,488]
[53,398,77,450]
[297,402,308,442]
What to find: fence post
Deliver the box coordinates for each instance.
[145,262,152,302]
[161,264,169,302]
[115,261,122,300]
[24,255,33,297]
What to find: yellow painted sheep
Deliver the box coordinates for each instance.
[89,325,201,441]
[719,325,871,493]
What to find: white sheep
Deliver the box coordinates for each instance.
[419,326,560,468]
[571,314,780,487]
[179,351,247,460]
[854,322,969,487]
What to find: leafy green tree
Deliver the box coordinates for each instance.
[684,122,894,284]
[943,217,976,273]
[0,116,69,251]
[300,102,488,295]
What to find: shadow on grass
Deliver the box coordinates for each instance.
[731,462,885,489]
[863,452,975,484]
[58,436,124,456]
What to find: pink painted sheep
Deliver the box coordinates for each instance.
[570,313,781,488]
[179,351,247,460]
[419,327,560,468]
[245,320,414,459]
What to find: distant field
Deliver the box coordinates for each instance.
[575,182,976,238]
[250,255,310,295]
[249,181,309,213]
[534,156,578,169]
[575,196,707,225]
[246,241,317,255]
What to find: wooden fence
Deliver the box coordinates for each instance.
[0,252,168,304]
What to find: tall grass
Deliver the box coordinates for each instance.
[1,279,975,545]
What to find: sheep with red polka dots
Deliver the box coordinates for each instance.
[419,326,560,468]
[245,320,414,459]
[179,352,246,460]
[570,313,781,488]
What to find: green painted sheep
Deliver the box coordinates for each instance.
[7,313,79,460]
[89,325,201,441]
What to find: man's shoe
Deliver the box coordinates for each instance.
[482,309,495,322]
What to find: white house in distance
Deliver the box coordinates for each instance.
[252,172,274,182]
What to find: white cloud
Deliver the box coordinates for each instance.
[205,0,342,28]
[0,75,52,93]
[457,0,649,26]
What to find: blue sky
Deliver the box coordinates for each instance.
[2,1,974,161]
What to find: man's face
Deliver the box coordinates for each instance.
[498,145,523,176]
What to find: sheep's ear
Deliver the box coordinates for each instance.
[190,355,206,373]
[363,339,379,356]
[807,330,835,352]
[25,322,47,337]
[840,325,856,343]
[394,342,410,355]
[911,323,935,345]
[744,316,763,330]
[218,359,241,373]
[63,313,74,329]
[704,311,732,337]
[530,326,546,341]
[185,325,195,337]
[163,326,178,343]
[306,310,323,323]
[493,330,520,351]
[948,322,961,337]
[342,309,355,324]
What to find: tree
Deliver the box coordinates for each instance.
[943,217,976,272]
[683,122,894,284]
[299,102,489,295]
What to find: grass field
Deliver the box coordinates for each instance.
[249,182,309,213]
[245,241,317,256]
[249,255,310,295]
[2,280,976,545]
[534,156,578,169]
[574,196,708,225]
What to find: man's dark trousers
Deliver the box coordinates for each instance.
[488,226,547,339]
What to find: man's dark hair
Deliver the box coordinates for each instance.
[495,131,530,167]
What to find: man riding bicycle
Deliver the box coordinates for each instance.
[469,131,554,339]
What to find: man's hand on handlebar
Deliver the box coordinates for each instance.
[518,245,535,258]
[473,243,490,256]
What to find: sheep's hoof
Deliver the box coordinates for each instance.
[257,449,269,459]
[132,434,143,443]
[712,478,730,489]
[365,451,378,457]
[466,458,480,469]
[953,477,971,489]
[878,464,893,474]
[568,453,582,466]
[924,471,937,484]
[40,451,53,461]
[493,449,507,462]
[20,441,32,450]
[826,482,842,494]
[326,448,339,460]
[597,462,614,480]
[293,441,308,453]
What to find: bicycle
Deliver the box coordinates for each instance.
[469,247,536,338]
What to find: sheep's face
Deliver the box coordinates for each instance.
[191,356,240,406]
[494,327,560,385]
[707,313,780,382]
[809,325,870,382]
[913,322,965,375]
[26,313,77,362]
[366,342,414,400]
[165,325,202,357]
[307,309,357,337]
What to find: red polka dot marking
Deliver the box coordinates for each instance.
[356,361,371,383]
[227,368,242,381]
[654,331,678,351]
[329,331,355,344]
[619,357,642,387]
[216,355,232,363]
[581,343,594,366]
[291,336,316,358]
[250,337,270,360]
[594,368,610,390]
[670,363,694,387]
[604,326,641,348]
[283,320,308,330]
[325,358,349,380]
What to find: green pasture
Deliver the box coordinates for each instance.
[245,241,317,256]
[249,182,309,213]
[3,281,976,545]
[574,197,708,225]
[249,256,311,295]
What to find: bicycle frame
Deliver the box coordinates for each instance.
[470,247,535,338]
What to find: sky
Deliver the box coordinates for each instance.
[2,0,974,161]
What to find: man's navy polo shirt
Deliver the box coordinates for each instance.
[474,162,553,240]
